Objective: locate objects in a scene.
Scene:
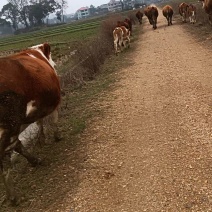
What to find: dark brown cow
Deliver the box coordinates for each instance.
[0,43,61,204]
[188,4,197,24]
[117,20,129,30]
[200,0,212,24]
[117,18,133,36]
[179,2,189,22]
[144,5,159,29]
[162,5,174,26]
[136,10,144,24]
[124,18,133,35]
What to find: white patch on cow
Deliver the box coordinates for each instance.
[26,100,37,117]
[29,44,57,72]
[48,53,56,69]
[150,3,156,7]
[27,53,37,59]
[0,127,4,139]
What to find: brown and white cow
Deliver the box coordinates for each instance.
[113,26,130,55]
[179,2,189,22]
[136,10,144,24]
[188,4,197,24]
[0,43,61,204]
[162,5,174,26]
[144,5,159,29]
[200,0,212,24]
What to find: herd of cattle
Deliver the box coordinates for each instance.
[0,0,211,207]
[113,0,212,54]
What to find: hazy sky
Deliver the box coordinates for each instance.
[0,0,109,14]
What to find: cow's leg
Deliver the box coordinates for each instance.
[0,166,18,205]
[36,119,46,145]
[0,129,18,205]
[114,37,118,55]
[119,38,123,52]
[14,140,41,167]
[51,109,62,142]
[167,16,170,26]
[127,36,130,48]
[182,13,186,22]
[122,40,126,48]
[153,19,157,29]
[170,16,173,25]
[209,14,212,25]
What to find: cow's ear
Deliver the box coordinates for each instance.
[43,43,51,60]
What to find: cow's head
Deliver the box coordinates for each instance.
[29,43,56,68]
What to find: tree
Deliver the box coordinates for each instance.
[1,0,61,29]
[56,0,67,22]
[56,10,61,21]
[26,0,60,26]
[89,5,96,16]
[1,3,19,30]
[7,0,29,28]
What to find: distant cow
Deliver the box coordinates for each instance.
[162,5,174,26]
[113,26,130,55]
[200,0,212,24]
[136,10,144,24]
[0,43,61,204]
[188,4,197,24]
[144,6,159,29]
[179,2,189,22]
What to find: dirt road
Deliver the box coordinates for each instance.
[46,11,212,212]
[43,11,212,212]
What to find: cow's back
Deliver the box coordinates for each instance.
[162,5,173,17]
[0,52,61,122]
[179,2,189,15]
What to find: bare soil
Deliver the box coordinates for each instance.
[1,9,212,212]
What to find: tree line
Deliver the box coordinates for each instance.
[0,0,67,31]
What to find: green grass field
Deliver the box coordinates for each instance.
[0,17,104,55]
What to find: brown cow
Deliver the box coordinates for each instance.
[162,5,174,26]
[113,26,130,55]
[136,10,144,24]
[144,6,159,29]
[0,43,61,204]
[179,2,189,22]
[117,18,133,36]
[117,20,129,30]
[125,18,133,35]
[200,0,212,24]
[188,4,197,24]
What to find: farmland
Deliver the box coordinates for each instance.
[0,17,103,57]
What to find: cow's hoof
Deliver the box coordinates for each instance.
[54,133,62,142]
[9,195,20,206]
[30,157,42,167]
